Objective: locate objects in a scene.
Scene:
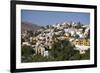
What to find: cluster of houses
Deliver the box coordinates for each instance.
[21,21,90,57]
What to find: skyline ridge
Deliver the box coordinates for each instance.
[21,10,90,26]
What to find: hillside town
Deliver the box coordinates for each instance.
[21,21,90,62]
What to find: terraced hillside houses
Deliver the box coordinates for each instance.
[21,21,90,58]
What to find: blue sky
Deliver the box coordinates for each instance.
[21,10,90,26]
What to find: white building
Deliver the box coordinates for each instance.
[44,51,49,57]
[22,42,31,46]
[74,45,90,54]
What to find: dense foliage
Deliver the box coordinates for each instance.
[21,39,90,63]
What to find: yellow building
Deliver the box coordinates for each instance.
[73,38,90,46]
[72,38,90,54]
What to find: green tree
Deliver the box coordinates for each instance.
[70,49,90,60]
[50,39,77,61]
[21,45,35,62]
